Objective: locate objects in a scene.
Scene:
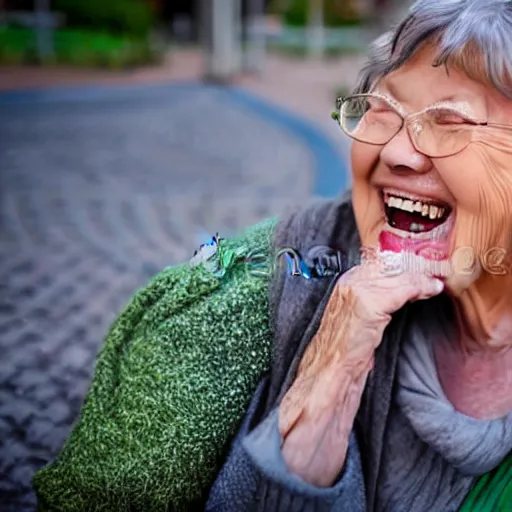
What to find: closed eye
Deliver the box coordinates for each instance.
[368,97,397,114]
[429,109,478,126]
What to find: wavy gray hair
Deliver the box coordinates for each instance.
[355,0,512,98]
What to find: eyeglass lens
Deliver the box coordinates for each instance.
[340,95,473,157]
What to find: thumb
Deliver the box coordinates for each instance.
[405,273,444,301]
[386,273,444,312]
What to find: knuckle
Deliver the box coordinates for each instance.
[405,272,425,289]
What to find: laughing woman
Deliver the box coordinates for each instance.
[35,1,511,511]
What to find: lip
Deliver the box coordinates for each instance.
[376,184,454,209]
[382,188,452,209]
[379,224,453,263]
[379,229,452,261]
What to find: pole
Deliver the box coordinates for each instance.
[203,0,242,83]
[307,0,324,59]
[35,0,54,61]
[243,0,266,74]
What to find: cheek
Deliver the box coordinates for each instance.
[350,142,383,245]
[437,148,512,255]
[436,158,481,210]
[437,150,512,212]
[351,141,380,183]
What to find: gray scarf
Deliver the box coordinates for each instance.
[398,316,512,476]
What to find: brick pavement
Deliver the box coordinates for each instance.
[0,81,340,512]
[0,49,366,152]
[0,50,361,511]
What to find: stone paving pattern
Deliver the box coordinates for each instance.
[0,85,316,511]
[0,50,367,154]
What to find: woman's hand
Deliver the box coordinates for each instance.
[278,261,444,487]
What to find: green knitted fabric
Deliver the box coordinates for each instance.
[33,218,277,512]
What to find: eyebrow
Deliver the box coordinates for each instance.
[378,79,459,105]
[373,81,480,120]
[368,87,407,116]
[377,78,478,107]
[424,100,478,120]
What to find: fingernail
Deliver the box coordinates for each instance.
[433,279,444,293]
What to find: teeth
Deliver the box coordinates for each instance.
[384,193,449,219]
[402,200,414,212]
[389,197,403,208]
[409,222,424,232]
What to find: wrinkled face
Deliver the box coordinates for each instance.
[351,44,512,294]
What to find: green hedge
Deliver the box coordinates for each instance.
[52,0,154,37]
[283,0,362,27]
[0,27,160,68]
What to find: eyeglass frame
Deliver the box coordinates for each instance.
[331,92,512,158]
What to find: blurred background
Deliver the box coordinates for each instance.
[0,1,409,511]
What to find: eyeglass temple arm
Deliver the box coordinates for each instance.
[484,122,512,131]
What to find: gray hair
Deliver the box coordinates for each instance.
[355,0,512,98]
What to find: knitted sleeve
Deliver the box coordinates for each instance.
[33,218,277,512]
[206,378,366,512]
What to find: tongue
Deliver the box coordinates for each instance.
[391,210,440,231]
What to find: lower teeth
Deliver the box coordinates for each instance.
[409,222,425,233]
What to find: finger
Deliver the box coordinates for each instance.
[381,273,444,313]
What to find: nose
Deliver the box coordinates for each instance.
[379,126,432,174]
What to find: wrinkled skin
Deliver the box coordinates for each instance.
[280,265,443,486]
[279,44,512,486]
[352,44,512,417]
[352,44,512,343]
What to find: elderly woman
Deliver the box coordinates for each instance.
[35,0,511,511]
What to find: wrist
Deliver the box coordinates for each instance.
[336,349,375,382]
[279,366,367,487]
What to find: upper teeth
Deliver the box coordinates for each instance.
[385,195,446,219]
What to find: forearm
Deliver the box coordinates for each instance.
[280,362,371,487]
[278,285,380,487]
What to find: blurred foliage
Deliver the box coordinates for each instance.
[0,27,162,68]
[52,0,154,37]
[334,84,352,99]
[267,42,363,58]
[277,0,363,27]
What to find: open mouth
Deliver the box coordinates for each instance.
[383,190,452,235]
[379,188,455,269]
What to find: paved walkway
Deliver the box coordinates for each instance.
[0,50,361,511]
[0,49,366,151]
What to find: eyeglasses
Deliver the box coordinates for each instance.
[332,93,512,158]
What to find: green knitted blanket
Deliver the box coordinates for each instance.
[34,218,277,511]
[33,217,511,511]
